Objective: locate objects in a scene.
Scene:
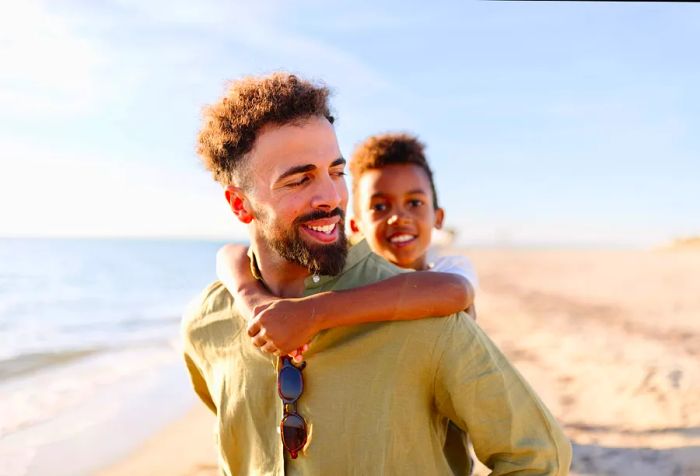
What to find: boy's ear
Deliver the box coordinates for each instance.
[434,207,445,229]
[225,186,254,224]
[349,217,362,235]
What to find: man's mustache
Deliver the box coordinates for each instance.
[294,208,345,226]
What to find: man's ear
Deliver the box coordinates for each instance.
[434,207,445,229]
[225,186,253,224]
[349,217,362,235]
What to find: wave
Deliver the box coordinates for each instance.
[0,349,100,380]
[0,337,178,382]
[0,345,181,440]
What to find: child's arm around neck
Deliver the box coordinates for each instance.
[311,271,474,332]
[216,244,475,357]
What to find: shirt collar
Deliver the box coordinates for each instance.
[247,245,263,281]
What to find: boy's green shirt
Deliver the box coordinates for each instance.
[182,240,572,475]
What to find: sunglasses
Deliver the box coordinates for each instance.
[277,356,307,459]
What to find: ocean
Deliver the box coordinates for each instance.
[0,238,227,476]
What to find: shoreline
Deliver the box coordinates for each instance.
[0,358,197,476]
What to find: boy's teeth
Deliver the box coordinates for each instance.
[307,223,335,234]
[390,234,414,243]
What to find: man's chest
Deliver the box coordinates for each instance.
[214,320,439,440]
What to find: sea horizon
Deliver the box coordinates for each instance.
[0,235,655,251]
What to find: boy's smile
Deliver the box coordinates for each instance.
[353,163,444,271]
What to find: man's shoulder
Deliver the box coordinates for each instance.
[338,248,410,288]
[181,280,243,343]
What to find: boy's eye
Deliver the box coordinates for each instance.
[408,199,424,207]
[371,203,387,212]
[332,170,347,178]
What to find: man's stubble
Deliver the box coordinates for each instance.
[254,206,348,276]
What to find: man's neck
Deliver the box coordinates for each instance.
[250,237,310,298]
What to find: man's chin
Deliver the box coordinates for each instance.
[266,229,347,277]
[299,232,341,249]
[300,236,348,276]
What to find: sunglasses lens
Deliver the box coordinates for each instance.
[278,365,303,403]
[281,413,307,456]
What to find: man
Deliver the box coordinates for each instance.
[182,72,572,475]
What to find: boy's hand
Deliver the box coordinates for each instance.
[247,298,322,357]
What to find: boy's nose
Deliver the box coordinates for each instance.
[387,213,411,226]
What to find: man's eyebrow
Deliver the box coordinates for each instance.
[276,157,345,182]
[276,164,317,182]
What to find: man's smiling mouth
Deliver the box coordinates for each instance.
[304,223,336,234]
[300,217,341,243]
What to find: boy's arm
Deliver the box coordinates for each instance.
[247,271,474,354]
[217,244,308,358]
[315,271,473,328]
[431,255,478,318]
[216,244,276,325]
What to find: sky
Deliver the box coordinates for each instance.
[0,0,698,247]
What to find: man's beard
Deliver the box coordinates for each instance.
[256,207,348,276]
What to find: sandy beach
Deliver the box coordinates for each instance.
[98,247,700,476]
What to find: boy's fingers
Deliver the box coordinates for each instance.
[251,329,267,348]
[247,320,261,337]
[261,342,279,355]
[302,344,309,352]
[288,348,306,363]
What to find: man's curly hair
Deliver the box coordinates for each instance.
[350,133,439,209]
[197,73,334,187]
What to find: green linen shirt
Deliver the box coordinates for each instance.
[182,240,572,475]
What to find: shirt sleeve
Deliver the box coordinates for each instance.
[430,255,479,289]
[181,293,218,415]
[433,314,572,475]
[184,349,217,414]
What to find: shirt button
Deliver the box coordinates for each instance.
[312,275,320,283]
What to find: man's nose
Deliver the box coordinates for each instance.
[311,174,344,210]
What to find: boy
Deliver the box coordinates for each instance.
[217,133,478,359]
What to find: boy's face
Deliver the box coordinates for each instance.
[352,163,444,271]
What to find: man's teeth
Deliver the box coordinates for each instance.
[390,234,415,243]
[306,224,335,234]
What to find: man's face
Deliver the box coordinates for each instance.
[246,116,349,275]
[353,164,443,271]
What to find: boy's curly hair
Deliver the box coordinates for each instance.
[350,133,439,209]
[197,72,334,186]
